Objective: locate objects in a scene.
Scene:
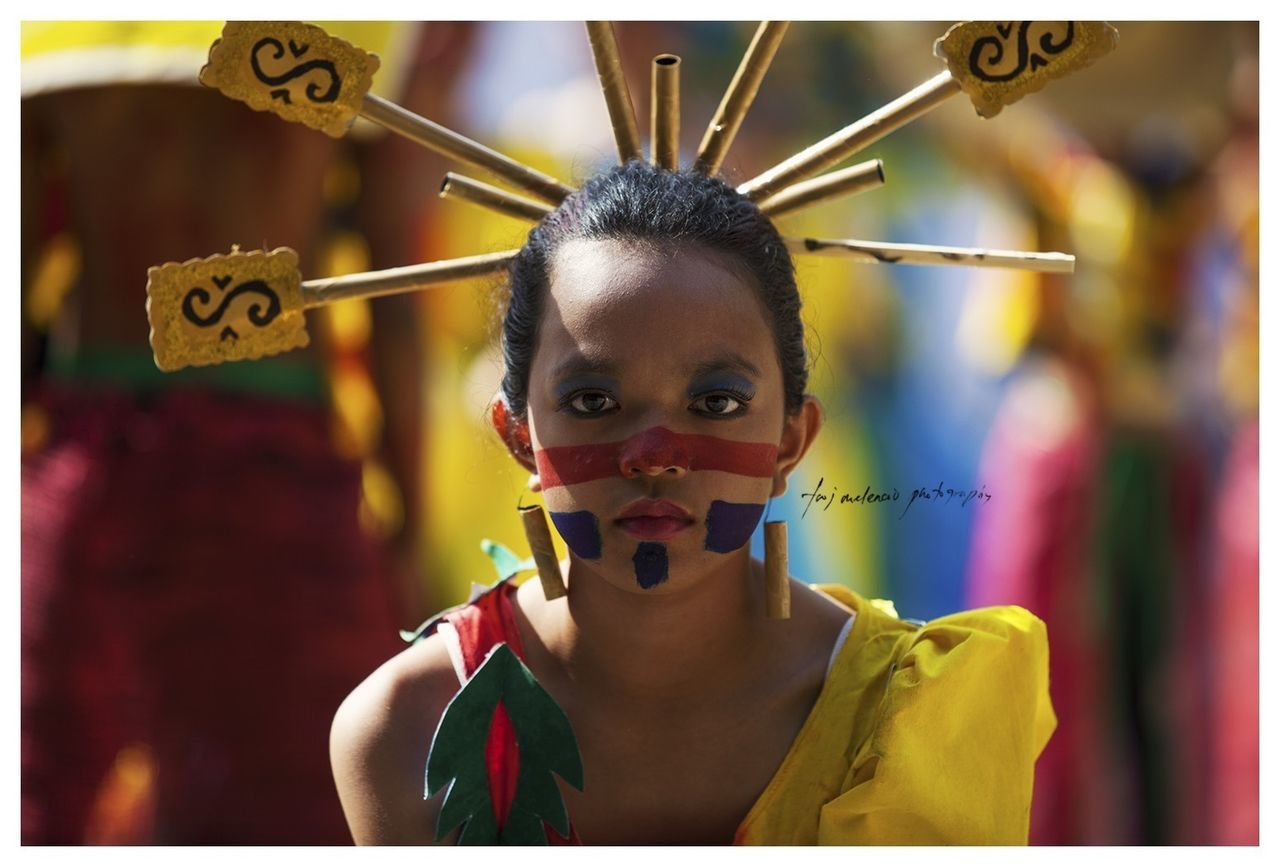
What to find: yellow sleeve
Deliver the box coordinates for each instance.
[816,606,1056,845]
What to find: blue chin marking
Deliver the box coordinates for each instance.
[704,500,766,553]
[548,510,602,559]
[632,542,669,589]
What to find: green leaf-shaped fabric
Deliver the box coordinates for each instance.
[426,642,583,844]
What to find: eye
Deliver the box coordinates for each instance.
[565,390,618,416]
[690,391,749,417]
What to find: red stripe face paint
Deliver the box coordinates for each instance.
[534,426,777,490]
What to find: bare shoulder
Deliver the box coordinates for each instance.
[782,572,857,637]
[777,576,859,673]
[792,577,860,624]
[329,632,462,845]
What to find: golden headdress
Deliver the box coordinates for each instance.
[145,20,1118,372]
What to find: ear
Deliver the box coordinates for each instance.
[489,397,540,483]
[771,395,823,498]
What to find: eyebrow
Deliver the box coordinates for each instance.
[688,352,763,380]
[549,350,763,383]
[549,352,620,381]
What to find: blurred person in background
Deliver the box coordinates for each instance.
[20,21,474,844]
[958,22,1258,845]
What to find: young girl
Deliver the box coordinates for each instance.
[329,161,1055,845]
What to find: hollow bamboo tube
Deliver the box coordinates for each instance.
[738,70,961,201]
[440,172,554,223]
[764,521,789,620]
[758,159,884,218]
[784,236,1076,273]
[694,21,789,175]
[300,250,519,306]
[586,21,644,163]
[651,54,681,170]
[520,505,568,601]
[359,93,574,205]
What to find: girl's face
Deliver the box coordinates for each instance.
[517,237,811,594]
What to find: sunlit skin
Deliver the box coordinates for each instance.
[331,237,855,845]
[527,243,782,592]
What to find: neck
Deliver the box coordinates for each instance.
[546,551,766,706]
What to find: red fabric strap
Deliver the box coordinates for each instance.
[444,581,527,678]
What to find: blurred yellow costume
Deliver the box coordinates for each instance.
[735,585,1055,844]
[20,21,417,103]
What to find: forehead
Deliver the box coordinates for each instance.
[536,237,776,374]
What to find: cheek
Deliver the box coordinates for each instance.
[704,500,766,553]
[539,478,605,560]
[533,440,618,488]
[547,509,602,559]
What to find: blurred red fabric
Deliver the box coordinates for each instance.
[22,385,403,844]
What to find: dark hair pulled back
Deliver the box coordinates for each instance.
[500,160,807,417]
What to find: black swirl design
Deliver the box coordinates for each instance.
[968,22,1075,83]
[182,279,282,330]
[250,36,340,104]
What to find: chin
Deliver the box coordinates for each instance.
[588,540,744,594]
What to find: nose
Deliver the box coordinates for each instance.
[617,426,691,479]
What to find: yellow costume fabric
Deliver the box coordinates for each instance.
[736,585,1056,845]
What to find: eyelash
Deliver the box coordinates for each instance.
[690,388,753,418]
[560,390,619,416]
[557,388,753,418]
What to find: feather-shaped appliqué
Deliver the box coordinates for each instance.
[426,642,584,844]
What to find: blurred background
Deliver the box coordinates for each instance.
[20,21,1258,845]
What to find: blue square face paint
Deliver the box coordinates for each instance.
[548,510,603,559]
[632,542,669,589]
[704,500,765,553]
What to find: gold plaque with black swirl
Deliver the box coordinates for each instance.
[146,247,308,372]
[199,21,380,137]
[935,22,1119,119]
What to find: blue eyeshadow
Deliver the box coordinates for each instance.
[686,372,756,400]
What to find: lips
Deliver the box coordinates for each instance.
[615,498,694,541]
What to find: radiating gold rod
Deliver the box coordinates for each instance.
[651,54,681,170]
[359,94,574,205]
[739,71,961,201]
[301,250,520,306]
[694,21,789,175]
[440,172,554,223]
[784,236,1075,273]
[757,159,884,217]
[586,21,644,163]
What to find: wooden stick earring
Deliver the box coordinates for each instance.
[764,521,790,619]
[520,504,568,600]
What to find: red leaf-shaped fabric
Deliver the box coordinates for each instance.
[484,702,519,831]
